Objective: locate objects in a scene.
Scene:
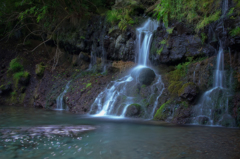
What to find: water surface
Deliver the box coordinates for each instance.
[0,106,240,159]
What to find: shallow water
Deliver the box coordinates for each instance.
[0,106,240,159]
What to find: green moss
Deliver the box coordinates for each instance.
[181,101,188,108]
[35,63,45,78]
[178,82,195,96]
[154,100,171,120]
[230,26,240,37]
[86,83,92,89]
[168,81,183,95]
[8,58,23,73]
[167,69,182,82]
[10,91,17,102]
[13,71,29,80]
[157,46,164,55]
[20,93,26,103]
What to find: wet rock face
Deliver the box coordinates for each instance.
[131,67,156,86]
[125,104,144,117]
[19,74,31,86]
[179,83,198,101]
[0,84,12,96]
[150,23,215,65]
[105,31,135,61]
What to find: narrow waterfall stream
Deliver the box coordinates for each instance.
[90,19,164,118]
[192,0,235,126]
[56,81,71,110]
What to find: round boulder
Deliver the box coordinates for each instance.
[131,67,156,86]
[125,104,144,118]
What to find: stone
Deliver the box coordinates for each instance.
[125,104,144,117]
[178,83,198,101]
[138,68,156,86]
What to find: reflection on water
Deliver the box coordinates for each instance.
[0,106,240,159]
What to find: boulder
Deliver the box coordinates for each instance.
[125,104,144,117]
[131,67,156,85]
[178,82,198,101]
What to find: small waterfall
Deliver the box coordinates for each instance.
[56,81,71,110]
[222,0,228,16]
[228,47,233,88]
[136,20,158,65]
[193,70,196,83]
[101,18,107,72]
[214,46,225,88]
[192,44,235,126]
[89,19,164,118]
[89,46,96,70]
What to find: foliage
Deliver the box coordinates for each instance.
[0,0,114,40]
[154,0,222,31]
[35,62,45,77]
[106,8,135,31]
[13,71,29,80]
[8,58,23,73]
[157,46,164,55]
[86,83,92,89]
[160,39,167,45]
[166,27,174,34]
[230,26,240,37]
[201,33,207,44]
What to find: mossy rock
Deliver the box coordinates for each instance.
[35,63,45,78]
[125,104,144,118]
[18,72,30,86]
[168,81,183,95]
[178,82,198,101]
[154,100,172,120]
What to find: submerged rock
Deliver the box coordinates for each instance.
[125,104,144,118]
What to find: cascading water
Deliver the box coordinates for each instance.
[192,45,234,126]
[192,0,235,126]
[56,81,71,110]
[89,19,164,118]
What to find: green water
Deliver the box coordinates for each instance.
[0,106,240,159]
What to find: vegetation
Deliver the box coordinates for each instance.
[35,63,45,78]
[154,0,222,31]
[154,100,171,120]
[8,58,23,73]
[13,71,29,81]
[106,1,141,31]
[230,26,240,37]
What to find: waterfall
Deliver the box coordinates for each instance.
[89,19,164,118]
[89,45,96,70]
[56,81,71,110]
[192,44,235,126]
[136,20,159,65]
[101,18,107,72]
[222,0,228,16]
